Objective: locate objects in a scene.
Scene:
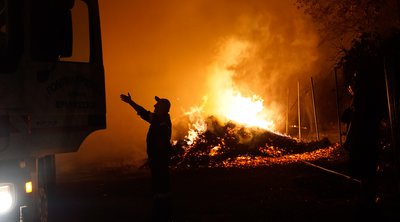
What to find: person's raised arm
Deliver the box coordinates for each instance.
[120,92,152,123]
[120,92,144,112]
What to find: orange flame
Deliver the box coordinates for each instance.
[183,97,208,146]
[214,90,274,130]
[202,37,277,130]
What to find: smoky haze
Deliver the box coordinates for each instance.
[57,0,333,172]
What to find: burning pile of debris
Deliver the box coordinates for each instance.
[171,116,339,168]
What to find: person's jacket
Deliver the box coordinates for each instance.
[136,105,172,160]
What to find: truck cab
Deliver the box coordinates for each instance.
[0,0,106,221]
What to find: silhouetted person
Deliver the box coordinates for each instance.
[341,105,354,138]
[341,86,355,139]
[120,93,172,222]
[345,59,386,219]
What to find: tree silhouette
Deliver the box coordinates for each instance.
[296,0,400,51]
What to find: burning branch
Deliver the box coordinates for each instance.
[171,117,336,168]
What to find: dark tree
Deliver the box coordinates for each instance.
[296,0,400,51]
[297,1,400,218]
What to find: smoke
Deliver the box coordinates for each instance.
[57,0,328,172]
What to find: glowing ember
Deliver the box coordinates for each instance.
[209,145,221,157]
[221,144,341,168]
[171,116,336,169]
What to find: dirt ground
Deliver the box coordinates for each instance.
[51,157,398,222]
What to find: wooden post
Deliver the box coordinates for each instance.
[297,81,301,140]
[334,67,342,145]
[286,88,289,135]
[384,58,397,156]
[311,77,319,140]
[383,58,400,191]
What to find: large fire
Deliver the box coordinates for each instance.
[202,37,277,131]
[171,37,340,169]
[215,90,274,130]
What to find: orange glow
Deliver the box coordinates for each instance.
[193,37,277,130]
[209,145,221,156]
[214,90,274,130]
[25,181,33,193]
[58,0,325,172]
[222,144,340,168]
[183,97,208,145]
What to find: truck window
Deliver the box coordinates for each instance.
[31,0,72,61]
[59,0,90,63]
[0,0,8,54]
[0,0,23,73]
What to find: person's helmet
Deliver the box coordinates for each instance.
[155,96,171,113]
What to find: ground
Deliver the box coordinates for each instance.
[51,156,398,222]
